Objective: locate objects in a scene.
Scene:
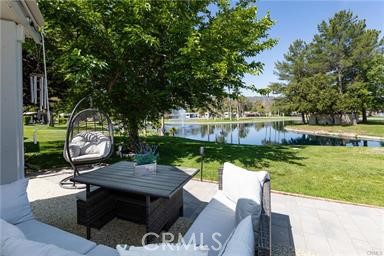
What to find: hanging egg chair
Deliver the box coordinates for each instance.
[60,97,114,189]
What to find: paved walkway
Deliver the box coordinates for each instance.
[185,180,384,256]
[271,193,383,256]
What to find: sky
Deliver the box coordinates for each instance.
[240,0,384,96]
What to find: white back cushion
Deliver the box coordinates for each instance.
[254,170,269,184]
[71,135,86,144]
[0,179,34,224]
[96,140,111,158]
[235,198,262,233]
[2,237,84,256]
[81,142,99,155]
[222,162,264,205]
[72,132,110,157]
[0,218,25,244]
[68,144,81,157]
[219,215,254,256]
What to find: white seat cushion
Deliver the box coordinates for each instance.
[183,191,236,256]
[16,219,96,254]
[86,244,119,256]
[71,153,104,162]
[2,237,84,256]
[219,216,254,256]
[65,132,111,162]
[116,244,208,256]
[0,218,25,245]
[210,191,236,212]
[0,178,34,225]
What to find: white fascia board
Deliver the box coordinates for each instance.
[24,0,44,27]
[4,0,43,44]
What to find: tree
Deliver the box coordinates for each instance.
[257,87,271,97]
[274,11,383,124]
[36,0,276,144]
[267,82,282,95]
[236,95,252,117]
[311,10,382,122]
[251,100,265,114]
[274,39,311,122]
[366,52,384,111]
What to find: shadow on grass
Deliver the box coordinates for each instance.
[24,124,68,130]
[24,136,305,174]
[361,120,384,125]
[144,136,305,169]
[25,140,68,171]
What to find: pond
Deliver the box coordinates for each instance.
[165,121,383,147]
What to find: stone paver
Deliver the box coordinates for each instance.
[183,180,384,256]
[271,193,384,256]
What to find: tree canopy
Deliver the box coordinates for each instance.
[27,0,276,142]
[274,10,383,123]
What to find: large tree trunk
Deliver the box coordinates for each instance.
[49,112,54,127]
[160,116,165,136]
[337,70,343,94]
[301,112,306,124]
[128,120,140,147]
[361,107,367,123]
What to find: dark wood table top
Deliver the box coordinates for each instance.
[71,161,199,198]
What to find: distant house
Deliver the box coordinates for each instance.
[223,112,237,118]
[308,113,358,125]
[59,113,70,118]
[185,112,199,119]
[244,112,258,117]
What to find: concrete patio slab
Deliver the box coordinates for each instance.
[27,169,383,256]
[271,192,384,256]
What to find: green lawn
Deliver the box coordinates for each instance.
[24,125,384,206]
[24,125,68,169]
[286,120,384,138]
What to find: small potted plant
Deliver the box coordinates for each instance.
[134,143,158,176]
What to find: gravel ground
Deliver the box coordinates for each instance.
[27,170,192,248]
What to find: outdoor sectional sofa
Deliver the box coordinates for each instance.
[0,163,271,256]
[0,178,118,256]
[184,163,271,256]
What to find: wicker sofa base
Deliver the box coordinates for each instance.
[77,187,183,239]
[114,189,183,234]
[77,188,115,229]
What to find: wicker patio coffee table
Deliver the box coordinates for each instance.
[71,161,198,240]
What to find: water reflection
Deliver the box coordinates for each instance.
[165,121,383,147]
[281,134,368,146]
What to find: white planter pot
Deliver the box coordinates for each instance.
[134,162,157,176]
